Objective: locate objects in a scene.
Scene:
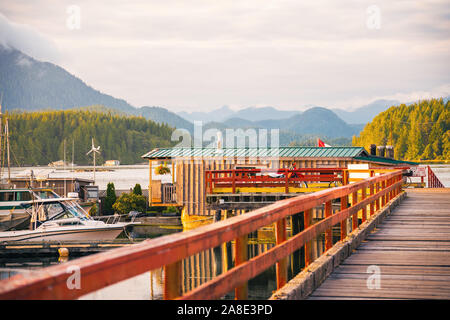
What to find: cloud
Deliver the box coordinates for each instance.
[0,12,60,63]
[0,1,448,111]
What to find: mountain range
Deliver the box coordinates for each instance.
[1,44,438,146]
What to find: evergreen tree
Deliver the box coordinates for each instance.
[353,98,449,161]
[133,183,142,195]
[104,182,117,215]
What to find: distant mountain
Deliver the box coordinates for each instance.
[178,105,235,123]
[229,106,301,122]
[332,99,400,124]
[203,107,362,140]
[137,106,193,132]
[0,45,136,113]
[179,105,302,123]
[0,45,190,131]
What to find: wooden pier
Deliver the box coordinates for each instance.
[307,189,450,300]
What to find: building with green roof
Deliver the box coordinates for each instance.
[142,146,415,216]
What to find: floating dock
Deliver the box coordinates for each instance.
[0,239,136,257]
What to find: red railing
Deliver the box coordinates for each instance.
[0,169,404,300]
[427,165,445,188]
[205,168,345,194]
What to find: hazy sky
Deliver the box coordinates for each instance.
[0,0,449,112]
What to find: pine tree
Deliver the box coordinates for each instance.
[133,183,142,195]
[104,182,117,215]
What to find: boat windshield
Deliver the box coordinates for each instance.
[32,200,90,221]
[32,190,60,199]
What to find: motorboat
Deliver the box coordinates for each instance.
[0,197,136,242]
[0,188,61,231]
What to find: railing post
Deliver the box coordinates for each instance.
[304,209,312,267]
[164,261,182,300]
[291,212,302,275]
[340,195,348,241]
[369,171,375,217]
[285,172,289,193]
[351,190,358,231]
[325,201,333,250]
[234,234,248,299]
[387,178,391,202]
[376,181,381,212]
[381,180,386,207]
[232,169,236,194]
[275,218,288,289]
[340,170,349,240]
[361,187,367,223]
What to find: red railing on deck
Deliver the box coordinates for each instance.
[205,168,345,194]
[0,169,404,300]
[427,165,445,188]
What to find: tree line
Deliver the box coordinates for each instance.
[4,107,175,166]
[352,98,449,160]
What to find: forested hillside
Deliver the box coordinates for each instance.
[6,108,175,166]
[352,98,449,160]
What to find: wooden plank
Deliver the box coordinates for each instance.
[332,264,450,276]
[308,190,450,300]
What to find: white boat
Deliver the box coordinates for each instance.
[0,198,136,242]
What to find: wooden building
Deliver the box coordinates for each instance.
[142,146,415,216]
[8,177,94,201]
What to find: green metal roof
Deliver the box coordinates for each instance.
[142,146,368,160]
[354,156,418,166]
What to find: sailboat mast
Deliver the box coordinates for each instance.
[93,148,96,184]
[6,117,10,183]
[63,139,66,196]
[72,139,74,184]
[0,101,2,180]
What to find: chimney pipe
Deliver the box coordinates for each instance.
[386,145,394,159]
[370,144,377,156]
[377,145,386,157]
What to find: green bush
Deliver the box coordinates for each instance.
[112,192,146,215]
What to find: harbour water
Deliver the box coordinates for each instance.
[0,164,448,299]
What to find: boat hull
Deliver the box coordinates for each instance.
[0,225,128,242]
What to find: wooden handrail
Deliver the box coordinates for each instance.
[205,168,346,193]
[0,170,404,300]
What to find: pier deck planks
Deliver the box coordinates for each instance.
[308,190,450,300]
